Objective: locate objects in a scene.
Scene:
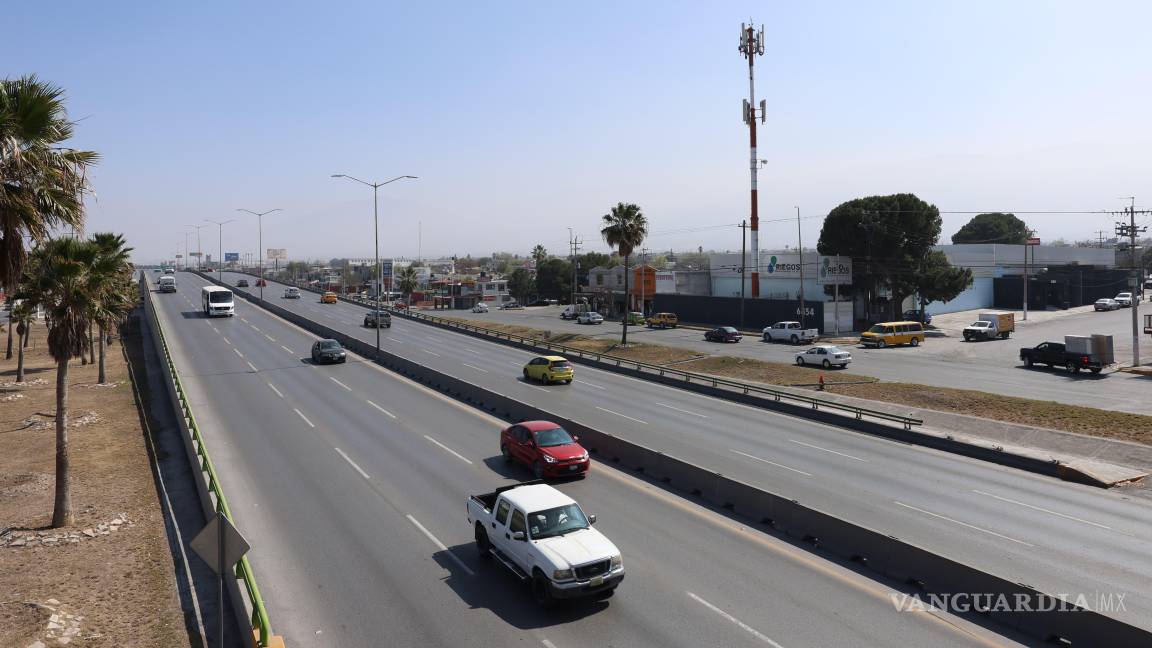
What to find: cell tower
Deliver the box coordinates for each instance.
[739,22,766,298]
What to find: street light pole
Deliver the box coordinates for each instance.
[187,225,207,271]
[237,209,283,300]
[796,206,805,329]
[206,219,235,276]
[331,174,418,352]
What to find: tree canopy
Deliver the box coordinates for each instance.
[950,212,1029,245]
[507,268,535,303]
[913,251,973,310]
[535,258,571,300]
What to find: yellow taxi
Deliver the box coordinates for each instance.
[321,291,339,304]
[522,355,574,385]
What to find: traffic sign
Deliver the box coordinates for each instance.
[1026,237,1041,246]
[190,511,250,575]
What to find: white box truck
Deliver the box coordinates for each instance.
[963,311,1015,341]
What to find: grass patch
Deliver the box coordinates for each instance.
[679,355,878,386]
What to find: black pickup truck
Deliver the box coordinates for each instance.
[1019,342,1104,374]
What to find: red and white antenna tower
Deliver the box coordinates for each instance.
[739,21,766,297]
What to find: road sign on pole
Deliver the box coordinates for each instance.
[191,511,250,648]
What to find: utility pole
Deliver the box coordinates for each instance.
[1113,198,1150,367]
[796,206,805,329]
[188,225,207,271]
[1023,230,1031,321]
[739,21,765,299]
[568,229,582,307]
[1095,230,1107,248]
[739,220,748,329]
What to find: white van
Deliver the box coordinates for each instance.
[158,276,177,293]
[201,286,235,317]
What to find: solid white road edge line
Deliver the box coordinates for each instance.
[596,406,649,425]
[423,435,474,464]
[294,408,316,428]
[366,400,397,419]
[787,438,868,462]
[971,489,1112,530]
[686,591,785,647]
[893,501,1034,547]
[405,514,475,577]
[334,447,371,480]
[729,449,812,477]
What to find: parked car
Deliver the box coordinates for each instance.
[704,326,742,343]
[501,301,524,310]
[621,312,646,326]
[762,321,818,345]
[236,279,249,287]
[1114,292,1137,307]
[795,345,852,368]
[467,482,623,606]
[472,303,489,313]
[363,310,391,328]
[310,339,346,364]
[283,287,300,299]
[500,421,590,479]
[523,356,574,384]
[1094,298,1120,311]
[859,321,925,348]
[646,312,679,329]
[902,309,933,325]
[1020,341,1103,374]
[321,291,339,304]
[577,311,604,325]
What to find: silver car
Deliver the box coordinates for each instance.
[1094,298,1119,311]
[795,345,852,368]
[577,311,604,325]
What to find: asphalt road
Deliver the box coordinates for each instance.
[210,271,1152,631]
[148,273,1014,647]
[440,300,1152,414]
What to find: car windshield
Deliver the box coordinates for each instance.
[534,426,575,447]
[971,321,990,327]
[867,324,886,333]
[209,292,232,303]
[319,341,341,350]
[528,503,589,539]
[721,327,737,333]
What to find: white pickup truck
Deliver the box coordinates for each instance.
[762,321,818,344]
[467,482,624,606]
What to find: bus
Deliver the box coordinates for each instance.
[201,286,235,317]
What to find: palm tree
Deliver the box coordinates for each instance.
[531,244,548,267]
[89,232,135,384]
[396,265,419,304]
[1,75,98,359]
[600,202,649,346]
[18,237,103,527]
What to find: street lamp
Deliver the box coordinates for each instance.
[330,173,418,352]
[187,225,208,270]
[237,208,283,300]
[205,219,235,276]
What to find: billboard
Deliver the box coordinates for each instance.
[816,255,853,286]
[225,252,240,262]
[267,248,287,260]
[381,260,393,277]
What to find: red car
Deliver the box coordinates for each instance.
[500,421,590,479]
[704,326,742,343]
[256,278,267,287]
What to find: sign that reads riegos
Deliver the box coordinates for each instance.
[817,255,852,286]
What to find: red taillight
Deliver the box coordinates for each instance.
[1082,356,1090,364]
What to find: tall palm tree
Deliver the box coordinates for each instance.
[1,75,98,359]
[18,237,103,527]
[600,202,649,346]
[89,232,135,384]
[396,265,419,304]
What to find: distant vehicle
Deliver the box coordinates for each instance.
[762,321,817,345]
[577,311,604,325]
[501,301,524,310]
[236,279,249,288]
[963,311,1015,341]
[902,309,932,325]
[646,312,678,329]
[310,339,347,364]
[472,303,489,313]
[860,321,924,348]
[1020,341,1103,374]
[283,287,300,299]
[1094,298,1120,311]
[201,286,234,317]
[158,276,177,293]
[1115,292,1137,307]
[523,355,574,384]
[163,268,175,275]
[255,279,267,287]
[154,268,162,273]
[704,326,742,343]
[561,303,591,320]
[529,298,559,306]
[363,310,391,328]
[203,268,213,272]
[621,312,646,326]
[795,345,852,368]
[500,421,590,479]
[467,482,623,606]
[321,291,338,304]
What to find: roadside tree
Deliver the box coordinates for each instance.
[601,202,648,346]
[951,213,1029,245]
[507,268,535,303]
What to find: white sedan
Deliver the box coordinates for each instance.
[472,303,489,313]
[577,311,604,325]
[795,345,852,368]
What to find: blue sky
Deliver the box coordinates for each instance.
[8,1,1151,263]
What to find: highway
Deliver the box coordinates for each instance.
[148,273,1014,647]
[213,271,1152,632]
[441,300,1152,414]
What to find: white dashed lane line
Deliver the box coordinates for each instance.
[294,408,316,428]
[405,515,474,577]
[334,447,371,479]
[686,592,784,647]
[461,363,488,373]
[893,501,1034,547]
[729,449,812,477]
[366,400,397,419]
[423,435,474,464]
[787,439,868,462]
[655,402,707,418]
[595,406,648,425]
[233,348,244,358]
[330,377,352,391]
[267,383,284,399]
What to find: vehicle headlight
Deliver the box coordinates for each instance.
[552,568,573,581]
[610,555,622,570]
[579,451,589,461]
[542,454,557,463]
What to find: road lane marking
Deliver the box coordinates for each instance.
[463,347,482,354]
[893,501,1034,547]
[971,490,1112,530]
[366,400,397,418]
[521,382,550,393]
[461,363,488,373]
[246,361,258,372]
[788,439,868,462]
[422,349,442,357]
[387,336,404,343]
[267,383,284,399]
[281,345,294,354]
[686,592,785,647]
[264,334,276,342]
[423,435,474,464]
[210,325,218,333]
[294,408,315,428]
[232,348,244,358]
[222,336,232,345]
[656,402,708,418]
[596,406,648,425]
[541,641,558,648]
[574,379,604,390]
[729,450,812,476]
[334,447,371,479]
[405,514,474,577]
[240,317,248,323]
[329,376,352,391]
[250,324,261,332]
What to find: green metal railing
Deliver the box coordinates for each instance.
[140,276,275,646]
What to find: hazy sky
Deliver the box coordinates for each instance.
[9,1,1151,263]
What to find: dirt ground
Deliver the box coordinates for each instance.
[0,319,191,648]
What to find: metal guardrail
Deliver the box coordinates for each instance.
[140,276,275,646]
[253,274,922,431]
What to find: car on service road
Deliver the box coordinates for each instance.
[236,279,249,287]
[501,301,524,310]
[1115,292,1137,307]
[523,356,574,384]
[363,311,391,328]
[795,345,852,368]
[1094,298,1120,311]
[705,326,742,343]
[577,311,604,325]
[500,421,590,479]
[283,287,300,299]
[310,339,347,364]
[321,291,338,304]
[902,309,932,325]
[621,311,646,326]
[472,303,489,313]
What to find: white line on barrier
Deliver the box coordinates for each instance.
[366,400,397,418]
[686,592,784,647]
[222,336,232,345]
[330,376,352,391]
[655,402,708,418]
[246,361,258,372]
[423,435,474,464]
[264,334,276,342]
[233,348,244,358]
[970,490,1111,529]
[405,514,474,577]
[461,363,488,373]
[893,501,1034,546]
[729,449,812,476]
[787,439,868,462]
[334,447,370,479]
[267,383,284,399]
[294,408,316,428]
[596,406,648,425]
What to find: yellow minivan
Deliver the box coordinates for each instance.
[860,321,925,348]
